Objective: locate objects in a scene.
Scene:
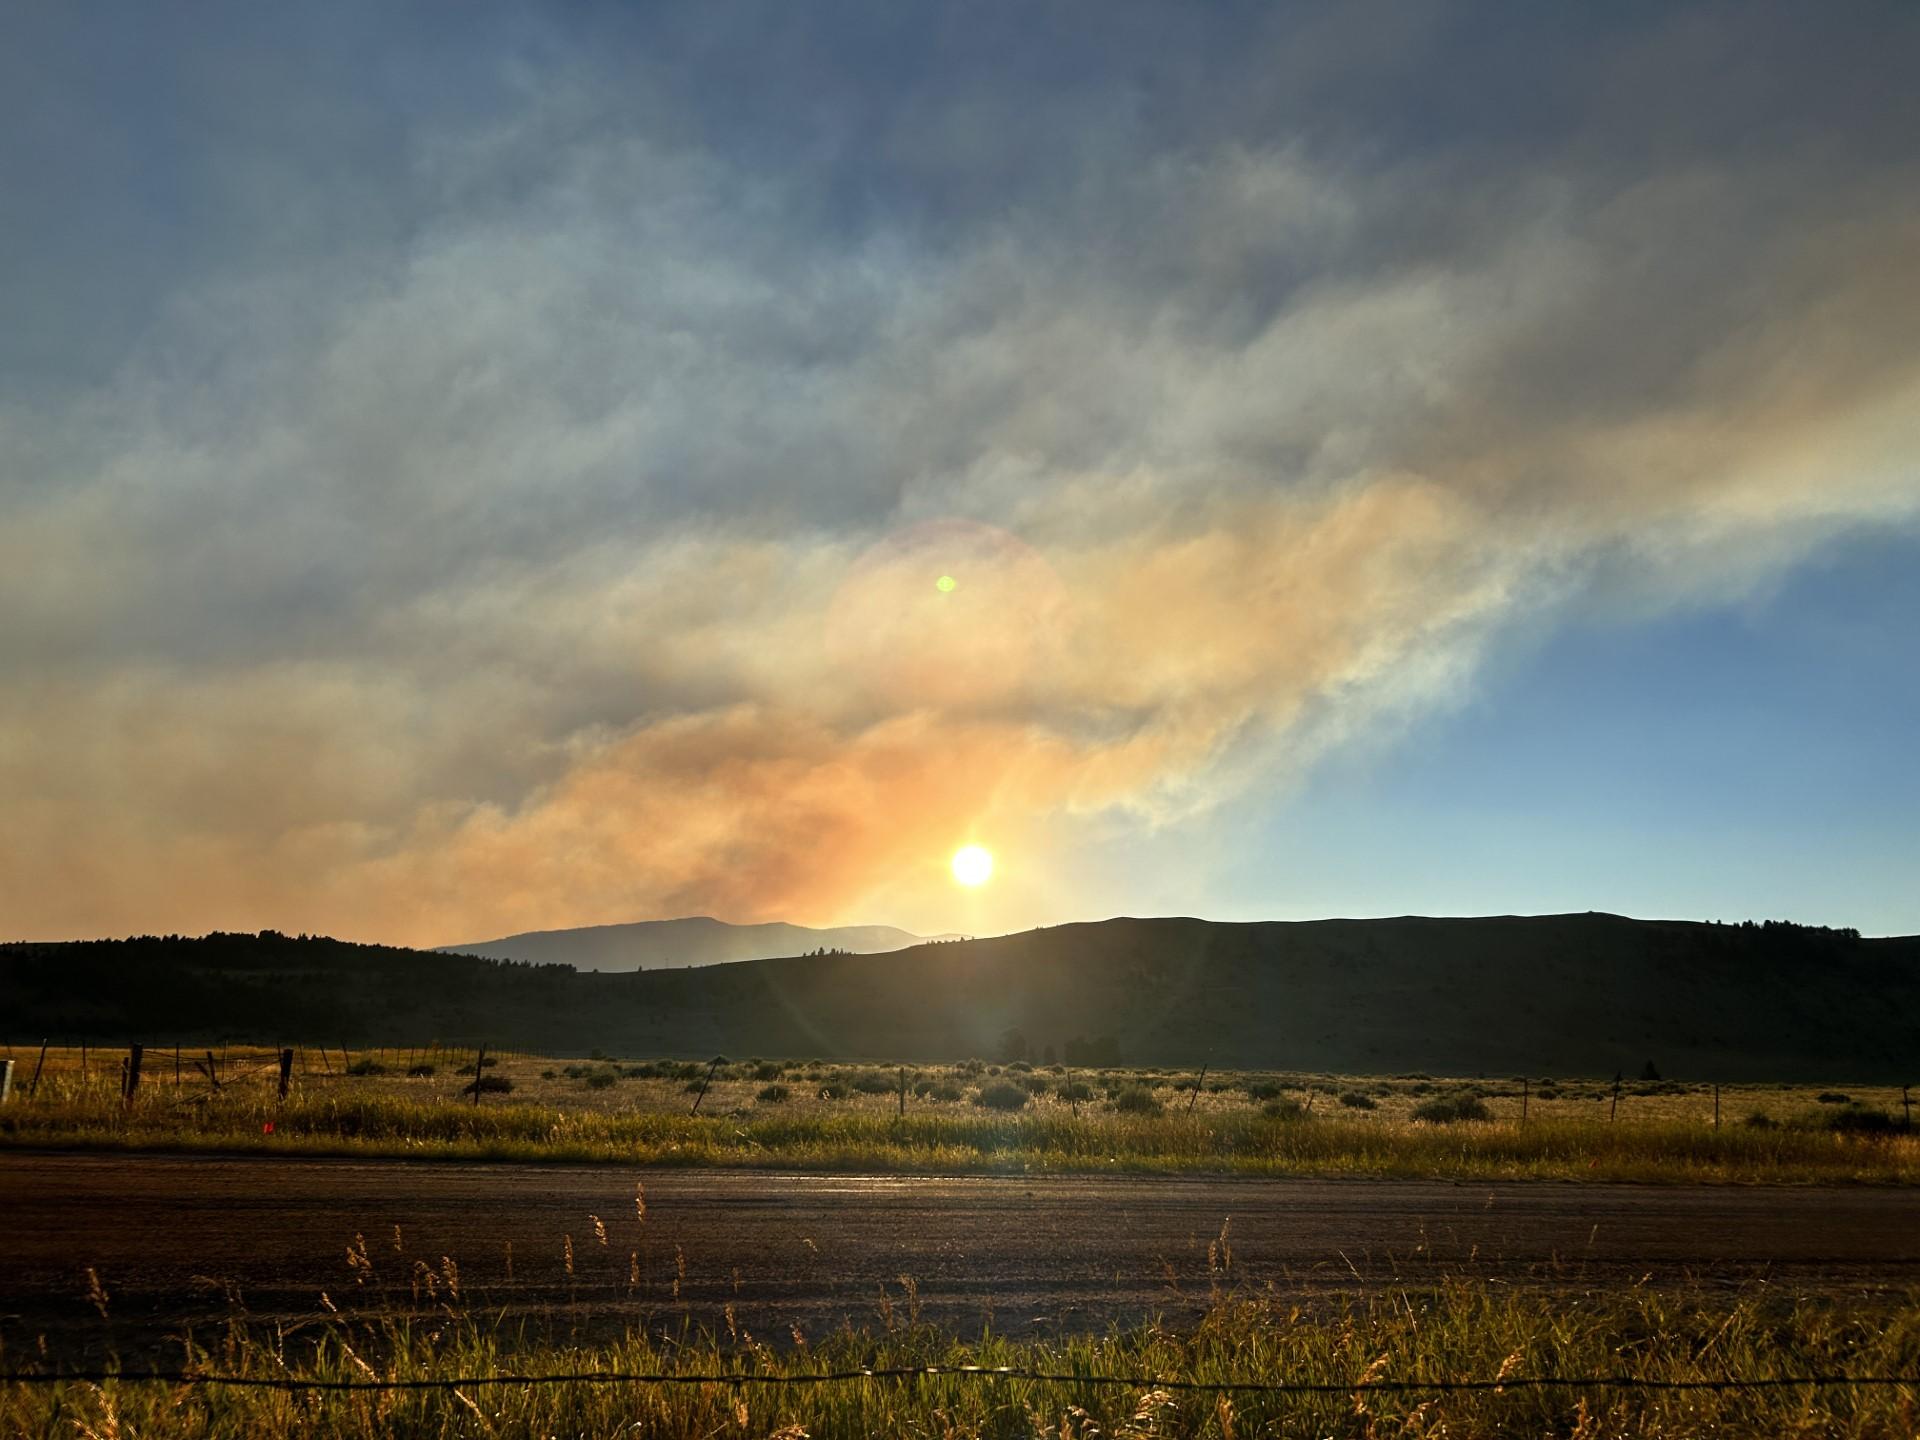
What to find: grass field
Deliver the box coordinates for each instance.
[3,1045,1915,1183]
[5,1278,1917,1438]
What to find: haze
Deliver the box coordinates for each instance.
[3,4,1917,946]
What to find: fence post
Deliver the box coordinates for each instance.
[123,1043,143,1106]
[278,1048,294,1101]
[205,1050,221,1090]
[173,1045,181,1085]
[471,1044,488,1106]
[28,1040,47,1097]
[1187,1063,1208,1116]
[0,1059,12,1104]
[1521,1077,1529,1124]
[689,1056,720,1115]
[898,1066,906,1117]
[1713,1084,1720,1131]
[1904,1085,1912,1131]
[1609,1071,1621,1122]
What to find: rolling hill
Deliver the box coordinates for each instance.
[4,913,1916,1080]
[440,916,954,972]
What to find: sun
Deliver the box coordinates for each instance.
[950,844,994,887]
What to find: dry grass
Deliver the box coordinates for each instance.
[4,1274,1918,1438]
[2,1046,1916,1183]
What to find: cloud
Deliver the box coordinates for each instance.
[2,6,1918,943]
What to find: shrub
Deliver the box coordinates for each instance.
[461,1074,513,1096]
[1019,1074,1052,1095]
[584,1068,619,1090]
[1535,1086,1561,1100]
[757,1084,790,1103]
[1111,1085,1161,1114]
[1245,1081,1283,1101]
[1337,1090,1377,1110]
[1007,1061,1033,1074]
[1412,1092,1491,1124]
[912,1080,937,1098]
[344,1058,387,1077]
[818,1081,850,1100]
[538,1068,555,1080]
[975,1080,1029,1111]
[1817,1092,1852,1105]
[1060,1081,1094,1103]
[931,1082,965,1102]
[1820,1105,1895,1133]
[681,1080,707,1094]
[752,1062,784,1081]
[1742,1110,1777,1129]
[849,1070,897,1095]
[1262,1098,1309,1120]
[957,1059,985,1076]
[454,1056,499,1076]
[406,1063,436,1078]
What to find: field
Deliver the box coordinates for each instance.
[5,1274,1918,1437]
[2,1044,1916,1183]
[7,1047,1920,1436]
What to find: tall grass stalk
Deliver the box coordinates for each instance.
[4,1282,1917,1437]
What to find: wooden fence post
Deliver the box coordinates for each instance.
[0,1059,13,1105]
[205,1050,221,1090]
[690,1056,721,1115]
[123,1044,143,1106]
[278,1048,294,1100]
[898,1066,906,1117]
[471,1044,488,1106]
[1521,1077,1529,1124]
[1187,1063,1208,1116]
[1713,1084,1720,1131]
[28,1040,47,1097]
[1609,1071,1621,1122]
[173,1045,181,1085]
[1904,1085,1912,1131]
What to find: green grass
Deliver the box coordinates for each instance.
[6,1282,1918,1437]
[5,1085,1919,1183]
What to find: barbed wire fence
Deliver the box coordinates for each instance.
[2,1365,1916,1394]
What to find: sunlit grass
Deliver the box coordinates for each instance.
[4,1062,1917,1183]
[5,1280,1918,1437]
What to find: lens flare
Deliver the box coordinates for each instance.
[950,844,994,887]
[935,574,957,592]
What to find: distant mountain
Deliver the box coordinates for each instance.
[441,916,956,972]
[6,913,1918,1079]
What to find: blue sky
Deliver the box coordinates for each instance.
[2,4,1917,943]
[1200,530,1920,935]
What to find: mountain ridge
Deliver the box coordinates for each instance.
[440,915,963,972]
[4,911,1914,1079]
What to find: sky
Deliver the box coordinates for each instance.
[3,3,1917,946]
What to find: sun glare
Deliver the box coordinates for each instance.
[951,844,994,887]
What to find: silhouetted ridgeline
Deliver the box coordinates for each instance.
[2,915,1916,1080]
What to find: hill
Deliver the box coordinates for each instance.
[440,916,953,972]
[3,913,1916,1080]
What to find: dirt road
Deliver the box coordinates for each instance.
[4,1152,1915,1357]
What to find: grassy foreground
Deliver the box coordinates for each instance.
[5,1085,1919,1183]
[5,1283,1917,1438]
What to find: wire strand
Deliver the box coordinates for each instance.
[2,1366,1915,1394]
